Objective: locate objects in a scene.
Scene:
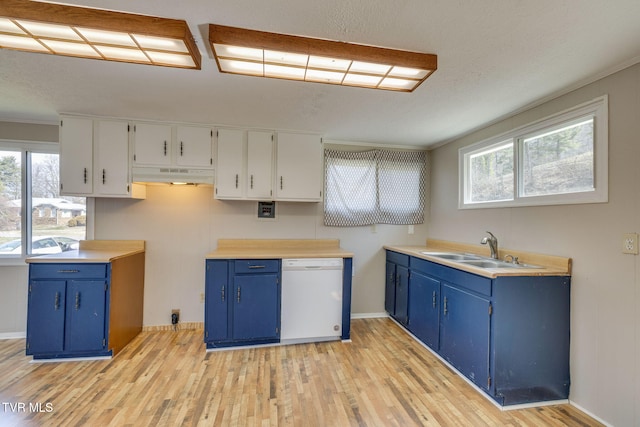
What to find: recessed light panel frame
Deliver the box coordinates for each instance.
[0,0,201,69]
[209,24,437,92]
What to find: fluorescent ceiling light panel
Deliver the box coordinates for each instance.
[42,39,102,57]
[0,33,48,51]
[209,24,437,92]
[0,0,201,69]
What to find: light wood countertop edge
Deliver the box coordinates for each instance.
[26,240,146,264]
[386,240,571,279]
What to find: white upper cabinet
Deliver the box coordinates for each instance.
[132,123,172,167]
[176,126,213,168]
[275,133,323,201]
[59,115,144,198]
[247,131,274,200]
[60,116,93,195]
[215,128,245,199]
[214,129,275,200]
[133,122,213,169]
[93,120,131,196]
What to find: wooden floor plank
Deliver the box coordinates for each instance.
[0,318,603,426]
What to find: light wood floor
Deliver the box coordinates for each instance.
[0,318,601,426]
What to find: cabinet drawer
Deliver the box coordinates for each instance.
[30,263,108,279]
[411,257,491,297]
[386,251,409,267]
[234,259,280,274]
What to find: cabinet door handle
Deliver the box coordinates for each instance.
[57,269,79,273]
[75,292,80,310]
[280,176,283,190]
[443,297,448,315]
[54,292,60,310]
[180,141,184,156]
[163,141,167,156]
[83,167,87,184]
[235,174,239,188]
[248,265,265,269]
[221,286,225,301]
[250,175,254,189]
[237,286,241,303]
[102,169,106,185]
[432,291,437,308]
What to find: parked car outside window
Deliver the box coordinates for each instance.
[0,236,79,254]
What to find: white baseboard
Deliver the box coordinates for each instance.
[568,401,613,427]
[0,332,26,340]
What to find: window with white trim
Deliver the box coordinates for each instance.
[459,95,608,208]
[0,142,86,259]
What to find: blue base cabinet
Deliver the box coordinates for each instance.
[205,259,281,348]
[27,264,110,359]
[407,271,440,349]
[439,284,491,391]
[385,250,570,407]
[385,251,409,326]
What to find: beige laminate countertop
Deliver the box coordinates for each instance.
[385,239,571,279]
[206,239,353,259]
[25,240,145,264]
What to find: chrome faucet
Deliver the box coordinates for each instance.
[481,231,498,259]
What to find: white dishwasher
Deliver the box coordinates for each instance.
[281,258,343,344]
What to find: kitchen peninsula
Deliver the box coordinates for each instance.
[25,240,145,360]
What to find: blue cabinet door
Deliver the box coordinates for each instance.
[408,272,440,349]
[233,274,279,341]
[65,280,107,353]
[205,260,230,342]
[385,261,396,315]
[394,265,410,325]
[440,284,491,390]
[26,280,66,355]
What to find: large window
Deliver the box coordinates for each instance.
[0,142,86,260]
[460,96,608,208]
[324,149,427,226]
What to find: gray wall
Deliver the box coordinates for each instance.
[428,63,640,427]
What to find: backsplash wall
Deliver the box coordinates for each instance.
[94,183,428,326]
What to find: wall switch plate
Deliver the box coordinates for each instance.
[622,233,638,254]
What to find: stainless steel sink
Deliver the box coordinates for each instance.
[459,259,542,269]
[420,251,542,269]
[420,252,483,261]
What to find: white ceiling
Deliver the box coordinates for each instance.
[1,0,640,147]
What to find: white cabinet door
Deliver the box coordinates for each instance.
[94,120,130,196]
[60,116,93,195]
[176,126,213,168]
[132,123,172,166]
[215,129,245,199]
[247,131,273,200]
[275,133,323,201]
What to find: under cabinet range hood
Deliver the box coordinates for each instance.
[131,167,214,185]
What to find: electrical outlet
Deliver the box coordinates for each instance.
[622,233,638,255]
[171,309,180,325]
[200,293,205,303]
[408,225,414,235]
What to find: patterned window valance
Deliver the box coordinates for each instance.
[324,149,427,227]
